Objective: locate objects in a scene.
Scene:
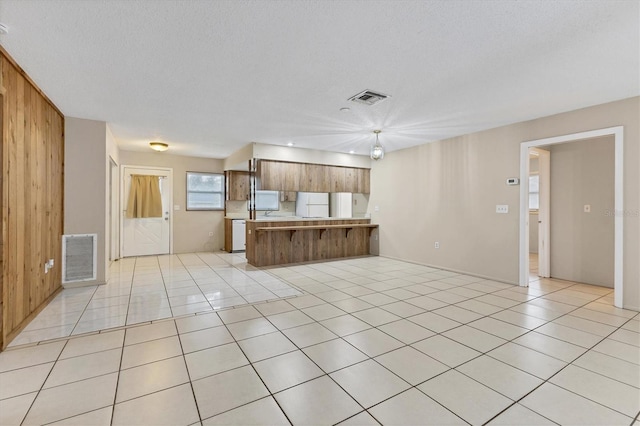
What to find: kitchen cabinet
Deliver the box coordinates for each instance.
[329,166,346,192]
[280,191,297,202]
[227,171,250,200]
[356,168,370,194]
[257,160,370,194]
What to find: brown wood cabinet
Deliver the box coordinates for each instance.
[224,218,233,252]
[246,218,377,267]
[257,160,370,194]
[280,191,296,202]
[227,171,250,201]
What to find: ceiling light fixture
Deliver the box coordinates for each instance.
[149,142,169,152]
[287,142,294,147]
[340,107,351,112]
[370,130,384,161]
[349,150,355,154]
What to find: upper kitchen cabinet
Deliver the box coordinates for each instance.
[356,168,371,194]
[256,160,370,194]
[329,166,346,192]
[227,171,250,200]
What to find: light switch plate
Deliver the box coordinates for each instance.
[496,205,509,214]
[584,204,591,213]
[174,205,180,211]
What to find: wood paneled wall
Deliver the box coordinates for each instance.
[0,49,64,349]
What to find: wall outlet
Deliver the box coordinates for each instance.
[434,242,440,249]
[208,231,214,237]
[374,205,380,212]
[584,204,591,213]
[496,205,509,214]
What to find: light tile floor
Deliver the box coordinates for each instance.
[0,254,638,425]
[10,252,302,346]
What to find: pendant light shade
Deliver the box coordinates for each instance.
[370,130,384,160]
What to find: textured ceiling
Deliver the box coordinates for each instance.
[0,0,638,158]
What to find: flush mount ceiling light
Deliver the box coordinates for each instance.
[370,130,385,161]
[149,141,169,152]
[287,142,294,147]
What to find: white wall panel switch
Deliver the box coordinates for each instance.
[496,205,509,214]
[174,205,180,210]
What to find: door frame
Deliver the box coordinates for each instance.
[529,147,550,278]
[519,126,624,308]
[120,165,174,257]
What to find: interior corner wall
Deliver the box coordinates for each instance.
[369,96,639,310]
[64,117,107,286]
[549,136,615,287]
[118,150,225,253]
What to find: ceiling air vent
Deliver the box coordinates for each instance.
[348,90,390,106]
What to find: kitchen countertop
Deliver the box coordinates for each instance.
[247,216,363,222]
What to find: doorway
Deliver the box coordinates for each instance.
[519,126,624,308]
[121,166,173,257]
[528,147,550,282]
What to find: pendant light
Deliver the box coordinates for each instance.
[370,130,384,160]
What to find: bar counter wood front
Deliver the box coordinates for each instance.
[245,218,378,267]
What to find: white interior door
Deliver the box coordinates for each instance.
[534,148,551,277]
[122,166,172,257]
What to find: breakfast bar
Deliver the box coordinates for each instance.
[245,217,378,267]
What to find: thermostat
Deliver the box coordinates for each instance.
[506,178,520,185]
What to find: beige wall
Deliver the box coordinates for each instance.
[64,117,109,285]
[118,151,226,253]
[550,137,614,287]
[370,96,639,310]
[225,142,372,170]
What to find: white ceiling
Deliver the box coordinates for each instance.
[1,0,638,159]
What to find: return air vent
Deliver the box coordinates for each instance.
[348,89,390,106]
[62,234,97,283]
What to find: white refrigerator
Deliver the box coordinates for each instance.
[296,192,329,218]
[330,193,353,218]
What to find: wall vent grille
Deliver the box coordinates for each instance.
[62,234,97,283]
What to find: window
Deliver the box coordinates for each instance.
[251,190,280,211]
[186,172,224,210]
[529,174,539,210]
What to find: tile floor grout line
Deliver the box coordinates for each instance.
[17,338,71,426]
[214,312,296,426]
[120,256,137,332]
[480,309,640,424]
[173,318,207,425]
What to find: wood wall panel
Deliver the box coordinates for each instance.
[1,50,64,349]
